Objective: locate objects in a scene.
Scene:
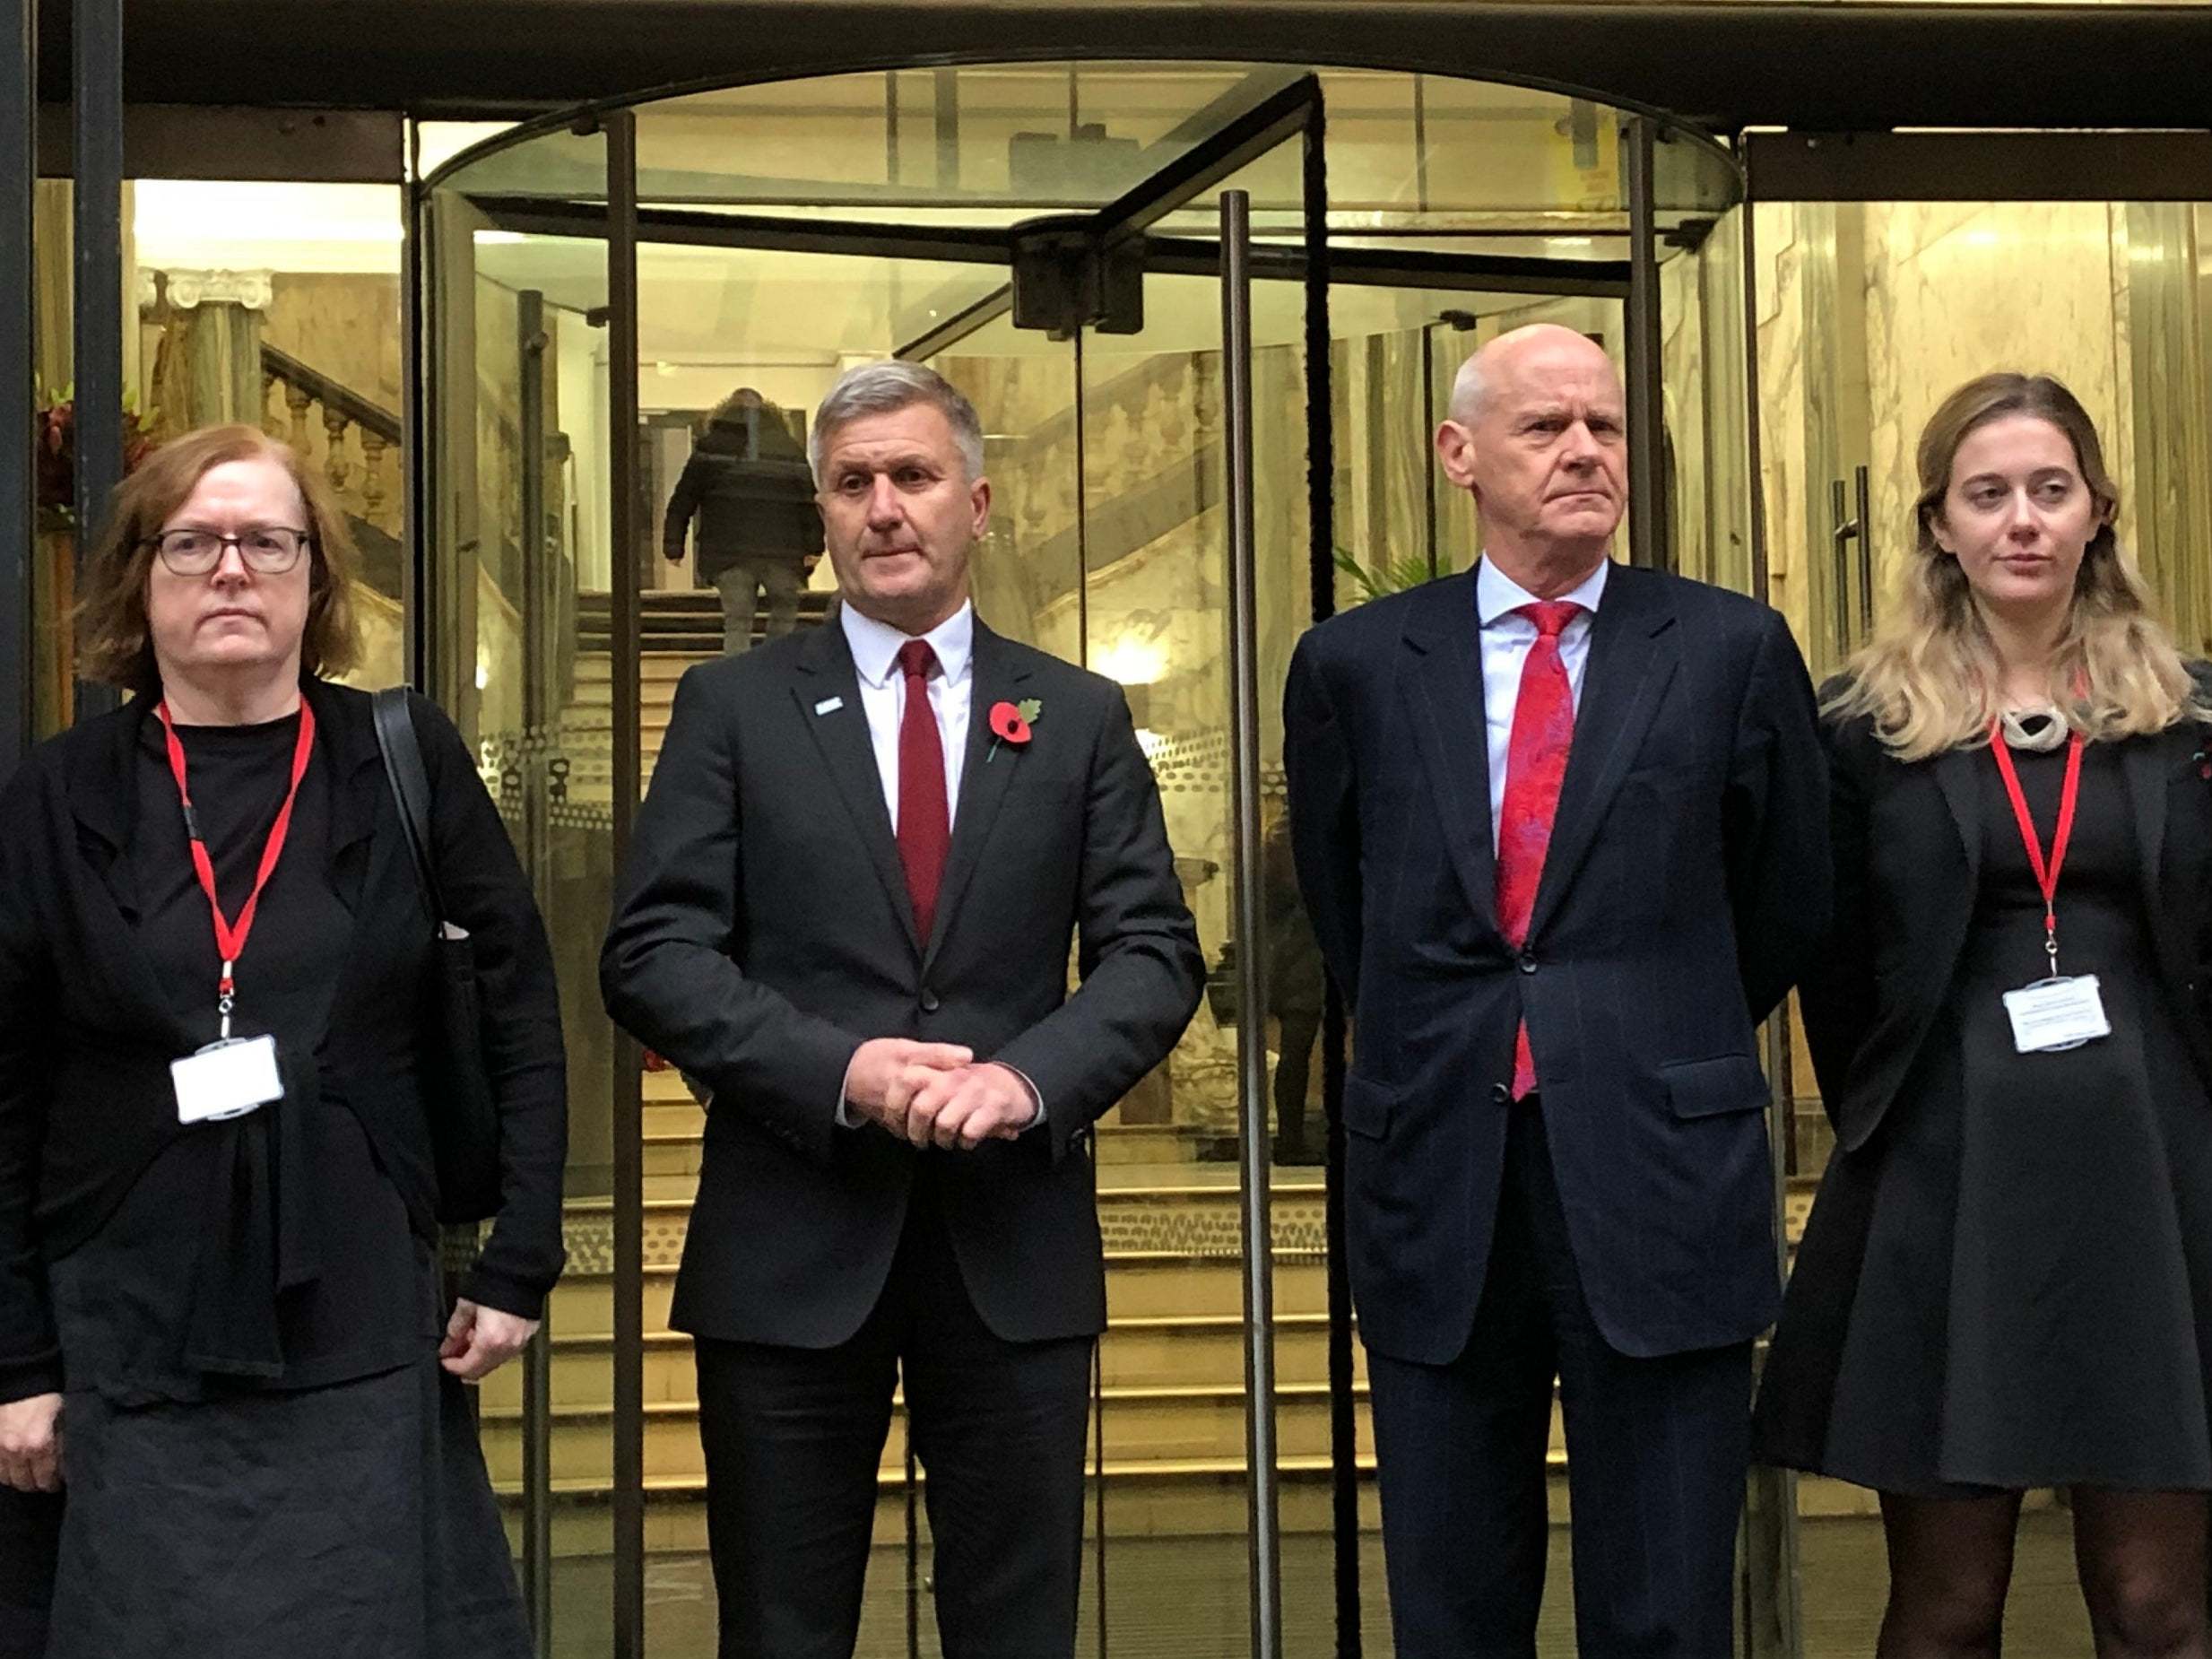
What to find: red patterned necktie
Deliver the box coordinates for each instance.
[1495,600,1583,1099]
[896,638,950,943]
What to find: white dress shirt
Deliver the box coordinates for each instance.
[1475,556,1610,850]
[832,599,1042,1127]
[840,598,975,833]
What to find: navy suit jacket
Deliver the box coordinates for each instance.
[1283,564,1830,1362]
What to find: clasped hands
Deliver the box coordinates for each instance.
[0,1392,60,1493]
[845,1038,1037,1151]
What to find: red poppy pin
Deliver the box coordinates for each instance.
[987,698,1043,762]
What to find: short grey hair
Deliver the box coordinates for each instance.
[809,360,985,482]
[1446,352,1490,426]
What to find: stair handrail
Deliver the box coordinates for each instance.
[260,342,400,444]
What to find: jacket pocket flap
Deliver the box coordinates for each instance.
[1341,1070,1398,1141]
[1662,1055,1770,1119]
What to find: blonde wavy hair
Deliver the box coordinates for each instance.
[1829,371,2208,760]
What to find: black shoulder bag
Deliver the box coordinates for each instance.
[370,687,505,1224]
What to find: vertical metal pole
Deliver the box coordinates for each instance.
[1740,193,1806,1659]
[0,0,33,771]
[1090,1333,1109,1659]
[1072,327,1089,659]
[1298,95,1365,1659]
[903,1444,922,1658]
[1624,117,1665,573]
[400,126,429,692]
[1220,187,1284,1659]
[514,286,556,1657]
[606,108,647,1659]
[71,0,122,719]
[1742,202,1771,608]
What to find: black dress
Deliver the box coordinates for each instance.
[1757,733,2212,1493]
[39,714,531,1659]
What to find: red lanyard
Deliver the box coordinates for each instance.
[1987,721,2084,977]
[156,699,317,1038]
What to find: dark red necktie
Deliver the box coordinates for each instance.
[1495,600,1583,1099]
[896,638,950,943]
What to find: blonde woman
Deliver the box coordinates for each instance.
[1755,373,2212,1658]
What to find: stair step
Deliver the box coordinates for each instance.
[482,1312,1366,1414]
[499,1456,1399,1555]
[477,1379,1386,1490]
[547,1255,1333,1334]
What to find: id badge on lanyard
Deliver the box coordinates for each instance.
[156,699,317,1124]
[1989,722,2112,1055]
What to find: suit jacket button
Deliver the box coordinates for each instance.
[1517,951,1538,975]
[1490,1082,1512,1105]
[920,987,941,1012]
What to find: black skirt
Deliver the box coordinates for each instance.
[44,1358,530,1659]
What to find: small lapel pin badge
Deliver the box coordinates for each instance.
[814,696,845,716]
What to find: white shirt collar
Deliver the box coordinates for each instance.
[841,599,976,689]
[1475,555,1611,628]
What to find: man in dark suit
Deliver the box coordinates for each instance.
[602,360,1202,1659]
[1284,324,1830,1657]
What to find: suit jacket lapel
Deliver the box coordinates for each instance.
[1397,574,1499,933]
[791,620,922,955]
[927,620,1032,968]
[2123,725,2182,987]
[1931,744,1984,893]
[1526,567,1679,942]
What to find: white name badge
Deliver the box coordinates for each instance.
[171,1035,284,1125]
[2001,975,2112,1055]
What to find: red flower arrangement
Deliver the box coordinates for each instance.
[986,698,1042,761]
[35,393,159,525]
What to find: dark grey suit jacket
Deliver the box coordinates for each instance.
[601,615,1202,1348]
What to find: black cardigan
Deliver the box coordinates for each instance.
[0,679,568,1403]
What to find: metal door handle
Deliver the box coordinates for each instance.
[1854,464,1876,640]
[1829,477,1859,660]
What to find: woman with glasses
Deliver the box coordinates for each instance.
[1755,375,2212,1657]
[0,425,566,1657]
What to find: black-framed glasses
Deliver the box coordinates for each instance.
[148,525,313,576]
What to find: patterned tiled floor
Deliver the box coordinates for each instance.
[550,1510,2099,1657]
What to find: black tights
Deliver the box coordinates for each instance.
[1877,1488,2208,1659]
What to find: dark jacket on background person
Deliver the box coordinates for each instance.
[0,677,568,1405]
[662,413,824,584]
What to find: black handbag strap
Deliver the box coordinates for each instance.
[370,686,447,923]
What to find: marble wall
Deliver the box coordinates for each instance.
[1752,198,2191,665]
[1860,201,2130,611]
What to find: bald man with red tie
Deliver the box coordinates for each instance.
[1284,325,1831,1657]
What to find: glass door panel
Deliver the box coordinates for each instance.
[425,124,619,1658]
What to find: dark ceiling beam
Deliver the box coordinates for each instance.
[1747,128,2212,202]
[29,3,2212,134]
